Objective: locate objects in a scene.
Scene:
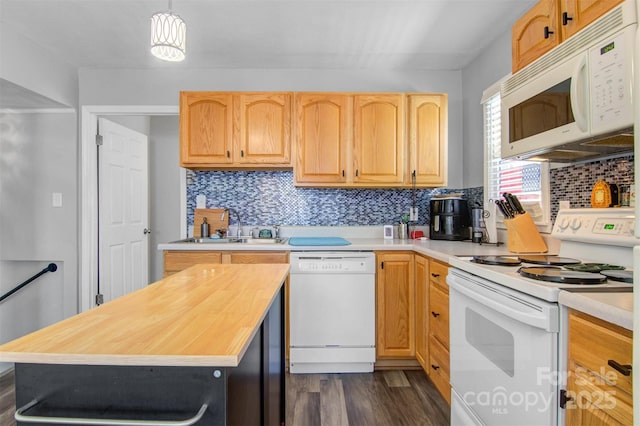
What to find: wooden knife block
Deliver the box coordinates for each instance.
[503,212,548,253]
[194,208,229,237]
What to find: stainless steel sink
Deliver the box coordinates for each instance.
[169,237,288,244]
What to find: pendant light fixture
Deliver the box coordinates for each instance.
[150,0,186,62]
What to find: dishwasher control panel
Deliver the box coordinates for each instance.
[290,252,376,274]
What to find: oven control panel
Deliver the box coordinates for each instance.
[552,207,636,246]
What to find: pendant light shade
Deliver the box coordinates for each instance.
[150,2,186,62]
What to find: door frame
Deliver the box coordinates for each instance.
[80,105,183,312]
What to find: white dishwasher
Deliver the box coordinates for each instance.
[289,251,376,374]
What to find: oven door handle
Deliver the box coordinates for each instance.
[448,275,556,331]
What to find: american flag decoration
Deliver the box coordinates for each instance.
[499,163,541,202]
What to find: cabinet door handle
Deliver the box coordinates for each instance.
[355,169,359,177]
[544,26,554,39]
[431,273,440,278]
[226,150,230,158]
[431,364,440,371]
[559,389,573,409]
[241,150,245,157]
[562,12,573,26]
[431,311,440,318]
[342,170,345,177]
[380,261,384,269]
[608,359,632,376]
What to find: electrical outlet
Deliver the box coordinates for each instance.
[410,207,418,221]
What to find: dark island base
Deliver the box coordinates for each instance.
[14,289,284,426]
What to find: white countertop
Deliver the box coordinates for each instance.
[558,291,633,330]
[159,227,632,328]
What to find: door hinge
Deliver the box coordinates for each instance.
[95,293,104,305]
[95,134,103,146]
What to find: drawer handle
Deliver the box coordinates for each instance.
[431,311,440,318]
[431,364,440,371]
[608,359,632,376]
[431,273,440,278]
[15,399,208,425]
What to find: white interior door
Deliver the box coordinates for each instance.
[98,118,149,304]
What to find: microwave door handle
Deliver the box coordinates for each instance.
[570,55,588,132]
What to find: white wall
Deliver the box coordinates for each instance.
[460,29,512,188]
[0,22,78,108]
[0,112,77,366]
[149,115,181,282]
[78,67,464,188]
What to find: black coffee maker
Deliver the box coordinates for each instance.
[429,197,469,240]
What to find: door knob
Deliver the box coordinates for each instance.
[143,228,152,235]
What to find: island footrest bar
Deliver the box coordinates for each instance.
[15,400,208,426]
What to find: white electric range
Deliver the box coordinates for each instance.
[447,208,634,426]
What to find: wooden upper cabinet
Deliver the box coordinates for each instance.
[512,0,560,72]
[180,92,234,166]
[408,94,447,187]
[561,0,623,40]
[294,93,350,184]
[179,91,292,169]
[236,93,291,165]
[353,94,405,185]
[513,0,622,72]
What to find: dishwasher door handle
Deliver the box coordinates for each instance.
[15,399,208,426]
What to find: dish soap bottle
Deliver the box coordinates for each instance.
[200,217,210,238]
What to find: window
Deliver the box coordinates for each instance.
[482,78,550,232]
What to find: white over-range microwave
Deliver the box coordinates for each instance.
[501,0,637,162]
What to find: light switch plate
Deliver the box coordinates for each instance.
[52,192,63,208]
[196,194,206,209]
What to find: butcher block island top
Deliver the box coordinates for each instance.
[0,263,289,367]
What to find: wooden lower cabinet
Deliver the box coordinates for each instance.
[428,259,450,403]
[414,254,429,370]
[565,310,633,425]
[375,252,415,359]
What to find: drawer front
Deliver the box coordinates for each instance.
[223,251,289,264]
[429,336,451,404]
[569,310,632,396]
[164,251,222,273]
[429,260,448,293]
[429,283,449,348]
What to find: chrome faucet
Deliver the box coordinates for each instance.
[225,208,242,237]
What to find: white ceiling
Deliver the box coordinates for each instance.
[2,0,536,71]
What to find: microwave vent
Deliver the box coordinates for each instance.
[526,150,600,162]
[581,134,634,147]
[503,5,626,95]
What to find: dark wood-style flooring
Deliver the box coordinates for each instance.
[0,368,449,426]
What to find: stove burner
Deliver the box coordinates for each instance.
[471,255,522,266]
[563,263,626,273]
[518,266,607,284]
[518,255,581,266]
[601,270,633,283]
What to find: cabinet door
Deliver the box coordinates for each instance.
[560,0,623,40]
[376,252,415,358]
[236,93,291,165]
[354,94,405,185]
[180,92,234,166]
[408,94,447,187]
[512,0,560,72]
[414,255,429,370]
[294,93,350,184]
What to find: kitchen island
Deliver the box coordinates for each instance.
[0,263,289,425]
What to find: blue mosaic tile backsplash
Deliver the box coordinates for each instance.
[186,170,482,228]
[185,155,633,230]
